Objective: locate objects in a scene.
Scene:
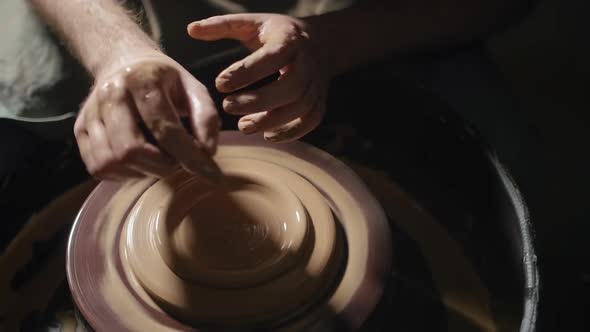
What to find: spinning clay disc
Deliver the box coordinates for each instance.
[67,131,392,331]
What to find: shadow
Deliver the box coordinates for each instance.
[307,54,536,331]
[0,120,88,252]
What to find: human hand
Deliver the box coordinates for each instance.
[188,13,328,142]
[74,54,221,181]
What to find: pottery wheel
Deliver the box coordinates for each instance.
[67,131,391,331]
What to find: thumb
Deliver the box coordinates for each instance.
[187,14,260,42]
[182,76,221,155]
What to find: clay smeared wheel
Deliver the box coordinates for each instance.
[126,158,342,326]
[67,131,391,332]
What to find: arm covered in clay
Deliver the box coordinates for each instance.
[27,0,221,181]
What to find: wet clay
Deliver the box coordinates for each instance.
[67,132,392,332]
[125,158,343,326]
[151,164,311,287]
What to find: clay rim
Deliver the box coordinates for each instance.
[124,157,341,324]
[66,131,392,331]
[146,165,312,287]
[219,133,393,329]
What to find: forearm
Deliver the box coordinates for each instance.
[306,0,532,76]
[28,0,160,78]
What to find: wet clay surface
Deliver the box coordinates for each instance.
[67,132,391,331]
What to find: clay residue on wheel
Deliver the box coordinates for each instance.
[98,179,183,332]
[70,132,392,331]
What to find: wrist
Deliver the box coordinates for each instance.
[89,19,164,80]
[93,46,165,81]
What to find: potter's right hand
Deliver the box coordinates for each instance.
[74,55,221,181]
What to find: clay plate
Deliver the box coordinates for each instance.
[67,131,392,331]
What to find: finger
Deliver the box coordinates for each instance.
[264,96,326,143]
[73,103,87,139]
[125,63,222,181]
[182,77,221,155]
[85,117,142,180]
[236,77,319,133]
[79,94,122,179]
[99,83,177,178]
[75,132,96,175]
[187,14,260,42]
[215,35,299,93]
[223,55,309,115]
[74,105,93,167]
[95,78,160,178]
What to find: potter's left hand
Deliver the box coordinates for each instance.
[188,14,328,142]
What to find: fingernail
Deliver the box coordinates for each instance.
[238,120,256,134]
[235,94,256,104]
[222,98,236,112]
[264,128,297,142]
[264,133,281,142]
[215,76,233,93]
[188,22,201,32]
[223,95,255,113]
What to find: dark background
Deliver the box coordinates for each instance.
[1,0,587,330]
[487,0,589,329]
